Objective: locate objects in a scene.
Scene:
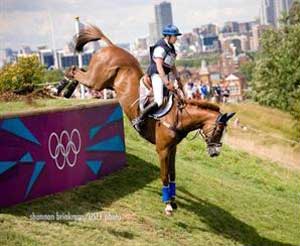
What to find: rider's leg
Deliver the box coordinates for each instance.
[151,74,164,108]
[132,74,163,131]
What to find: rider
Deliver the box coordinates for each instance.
[133,24,182,132]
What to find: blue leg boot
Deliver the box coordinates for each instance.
[162,186,170,203]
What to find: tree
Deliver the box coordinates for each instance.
[289,1,300,25]
[0,56,45,93]
[239,61,255,82]
[251,25,300,140]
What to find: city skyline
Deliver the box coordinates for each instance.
[0,0,260,51]
[260,0,293,27]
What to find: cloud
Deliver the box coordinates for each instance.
[0,0,259,50]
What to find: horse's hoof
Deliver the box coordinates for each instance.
[171,201,178,210]
[165,203,173,216]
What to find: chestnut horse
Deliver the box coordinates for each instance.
[65,25,235,215]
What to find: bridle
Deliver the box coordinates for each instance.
[160,91,225,147]
[198,121,224,148]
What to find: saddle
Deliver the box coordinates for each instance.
[139,74,174,119]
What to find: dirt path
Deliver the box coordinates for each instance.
[224,132,300,171]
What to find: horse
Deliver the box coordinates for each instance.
[65,25,235,216]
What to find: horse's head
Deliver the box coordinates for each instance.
[201,112,236,157]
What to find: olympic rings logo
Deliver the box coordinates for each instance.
[48,129,81,170]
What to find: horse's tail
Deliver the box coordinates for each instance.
[75,25,114,52]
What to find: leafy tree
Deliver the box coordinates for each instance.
[251,24,300,140]
[239,61,255,82]
[0,56,45,93]
[289,1,300,25]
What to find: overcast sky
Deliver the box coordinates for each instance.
[0,0,260,50]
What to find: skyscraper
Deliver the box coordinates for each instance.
[260,0,294,27]
[149,22,159,45]
[275,0,293,26]
[155,1,173,37]
[260,0,276,26]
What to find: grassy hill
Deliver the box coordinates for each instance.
[0,109,299,246]
[221,102,298,142]
[220,102,299,169]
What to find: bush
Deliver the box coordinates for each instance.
[0,56,45,93]
[43,69,64,83]
[239,60,255,82]
[0,56,44,93]
[251,25,300,140]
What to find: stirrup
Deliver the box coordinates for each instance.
[132,117,144,132]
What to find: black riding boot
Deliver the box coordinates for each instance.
[54,78,69,96]
[132,102,159,132]
[63,80,79,98]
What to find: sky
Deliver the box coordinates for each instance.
[0,0,260,51]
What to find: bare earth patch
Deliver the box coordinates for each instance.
[225,129,300,170]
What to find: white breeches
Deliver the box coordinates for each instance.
[151,73,164,107]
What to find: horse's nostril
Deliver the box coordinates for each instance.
[210,152,219,158]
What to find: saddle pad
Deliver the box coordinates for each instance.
[139,77,173,119]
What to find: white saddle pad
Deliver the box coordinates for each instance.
[139,77,173,119]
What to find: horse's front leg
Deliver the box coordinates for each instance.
[168,146,177,210]
[157,147,173,216]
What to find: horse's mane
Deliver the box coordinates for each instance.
[185,99,220,112]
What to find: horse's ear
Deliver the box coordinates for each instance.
[226,112,236,122]
[218,113,228,124]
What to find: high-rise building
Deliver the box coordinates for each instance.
[18,46,32,56]
[155,1,173,36]
[200,24,218,35]
[149,22,159,45]
[222,21,240,33]
[0,48,17,65]
[250,24,269,51]
[275,0,293,26]
[200,34,220,53]
[134,38,148,50]
[261,0,294,27]
[238,21,258,34]
[260,0,276,26]
[38,49,55,69]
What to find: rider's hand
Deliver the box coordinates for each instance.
[166,82,175,92]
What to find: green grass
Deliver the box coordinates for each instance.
[0,116,299,246]
[0,98,100,116]
[221,102,298,142]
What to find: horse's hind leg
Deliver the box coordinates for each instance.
[65,64,118,91]
[65,66,94,88]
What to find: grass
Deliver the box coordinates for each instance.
[0,109,299,246]
[221,101,298,142]
[220,101,300,168]
[0,98,100,117]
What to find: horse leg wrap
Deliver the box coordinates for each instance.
[162,186,170,203]
[63,80,79,98]
[55,78,69,95]
[169,182,176,198]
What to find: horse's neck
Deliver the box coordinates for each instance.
[180,104,218,132]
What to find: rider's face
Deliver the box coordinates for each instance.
[169,35,177,44]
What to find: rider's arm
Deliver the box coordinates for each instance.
[154,58,171,87]
[172,66,182,89]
